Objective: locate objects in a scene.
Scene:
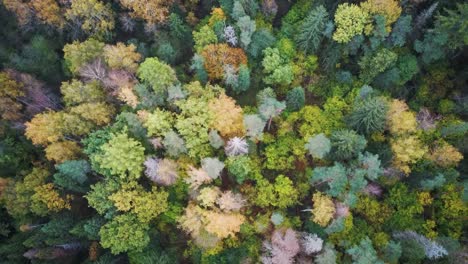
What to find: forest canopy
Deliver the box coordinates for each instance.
[0,0,467,263]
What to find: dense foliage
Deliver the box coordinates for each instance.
[0,0,466,263]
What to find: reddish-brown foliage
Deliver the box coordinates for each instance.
[201,44,247,80]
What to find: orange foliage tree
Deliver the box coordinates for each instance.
[30,0,65,28]
[200,44,247,80]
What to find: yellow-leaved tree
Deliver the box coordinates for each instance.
[178,203,245,248]
[208,93,245,138]
[0,71,24,121]
[386,100,427,174]
[30,0,65,28]
[45,141,82,163]
[311,192,335,227]
[103,43,141,72]
[361,0,402,32]
[333,3,370,43]
[31,183,72,216]
[109,182,168,223]
[390,136,427,174]
[118,0,175,24]
[427,141,463,168]
[387,99,418,135]
[65,0,115,39]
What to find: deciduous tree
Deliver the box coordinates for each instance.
[201,157,224,180]
[25,111,65,145]
[193,25,218,53]
[143,109,174,137]
[109,183,168,223]
[259,97,286,130]
[359,48,398,83]
[31,183,72,216]
[315,243,337,264]
[209,94,245,138]
[2,0,33,26]
[216,191,245,212]
[254,175,298,209]
[261,229,300,264]
[264,134,306,170]
[197,186,221,207]
[311,192,335,227]
[0,71,24,121]
[65,0,115,39]
[103,43,141,73]
[226,155,256,184]
[85,179,120,217]
[178,203,245,243]
[305,133,331,160]
[99,214,150,254]
[63,39,105,74]
[361,0,402,32]
[144,158,178,186]
[44,141,82,163]
[118,0,175,24]
[300,233,323,255]
[333,4,370,43]
[94,132,145,180]
[60,80,105,107]
[262,47,294,85]
[162,130,187,157]
[202,44,248,80]
[427,141,463,168]
[137,57,177,93]
[173,83,218,158]
[204,210,245,239]
[225,137,249,157]
[69,102,115,126]
[244,114,265,141]
[386,99,418,135]
[30,0,64,28]
[185,166,212,190]
[2,167,49,219]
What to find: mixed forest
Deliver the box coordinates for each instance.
[0,0,467,263]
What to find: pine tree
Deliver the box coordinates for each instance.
[330,130,367,161]
[237,16,256,49]
[286,86,305,111]
[348,96,389,134]
[346,237,384,264]
[311,163,348,197]
[295,5,329,54]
